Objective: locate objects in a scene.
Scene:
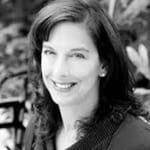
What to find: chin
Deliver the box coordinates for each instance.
[52,96,79,107]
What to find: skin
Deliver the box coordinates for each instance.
[41,22,106,149]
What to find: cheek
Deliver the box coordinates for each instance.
[72,62,100,79]
[41,57,52,75]
[77,64,100,97]
[41,60,52,89]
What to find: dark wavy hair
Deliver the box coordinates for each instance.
[28,0,144,141]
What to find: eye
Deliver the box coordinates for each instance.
[43,49,56,55]
[71,53,86,59]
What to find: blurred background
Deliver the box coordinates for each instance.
[0,0,150,150]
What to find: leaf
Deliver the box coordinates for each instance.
[126,45,150,80]
[126,46,141,67]
[137,44,150,80]
[120,0,130,8]
[138,44,149,67]
[0,108,13,123]
[0,129,14,150]
[117,0,150,25]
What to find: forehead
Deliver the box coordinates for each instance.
[45,22,97,52]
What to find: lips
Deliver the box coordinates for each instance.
[52,80,77,91]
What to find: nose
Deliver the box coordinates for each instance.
[52,56,69,78]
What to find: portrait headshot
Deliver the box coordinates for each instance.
[24,0,150,150]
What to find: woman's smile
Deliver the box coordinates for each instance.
[52,80,77,92]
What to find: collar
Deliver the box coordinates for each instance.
[35,105,131,150]
[66,104,131,150]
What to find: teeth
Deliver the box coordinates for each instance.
[55,83,73,89]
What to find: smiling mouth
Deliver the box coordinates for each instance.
[52,81,77,90]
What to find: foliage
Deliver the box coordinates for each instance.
[0,0,150,149]
[126,44,150,80]
[0,1,50,149]
[105,0,150,116]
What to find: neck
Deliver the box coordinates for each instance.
[59,97,98,134]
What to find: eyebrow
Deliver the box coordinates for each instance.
[43,41,90,53]
[70,48,89,53]
[43,42,55,50]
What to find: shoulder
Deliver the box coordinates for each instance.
[108,114,150,150]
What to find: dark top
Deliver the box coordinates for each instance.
[24,108,150,150]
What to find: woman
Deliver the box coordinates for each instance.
[24,0,150,150]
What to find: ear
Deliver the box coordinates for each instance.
[99,64,107,77]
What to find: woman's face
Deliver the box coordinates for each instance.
[41,22,104,107]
